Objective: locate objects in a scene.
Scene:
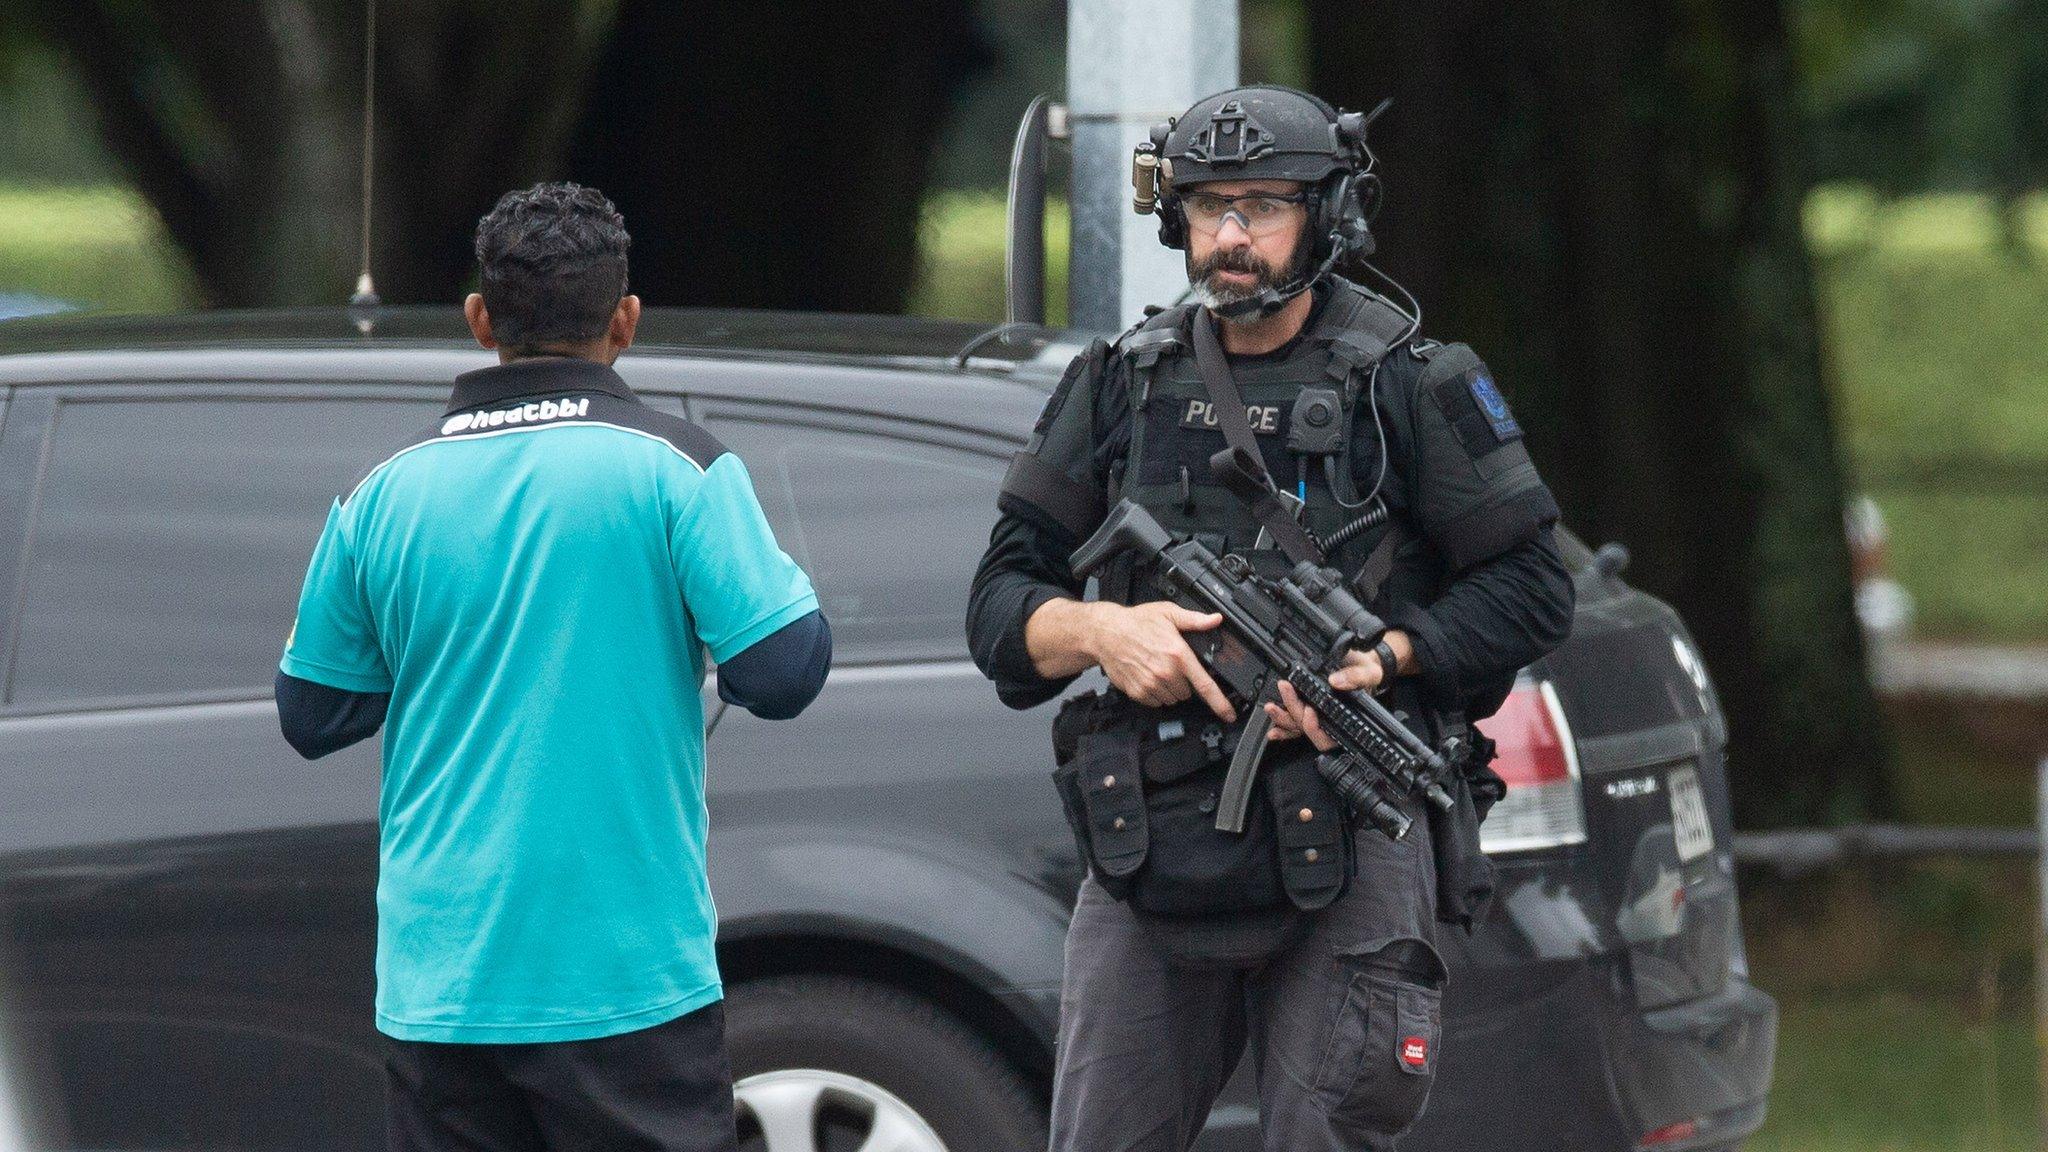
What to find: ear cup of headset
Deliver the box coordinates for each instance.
[1342,172,1379,257]
[1308,172,1368,263]
[1158,197,1187,249]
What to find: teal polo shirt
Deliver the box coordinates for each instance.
[281,357,817,1043]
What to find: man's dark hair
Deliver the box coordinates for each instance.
[474,182,630,350]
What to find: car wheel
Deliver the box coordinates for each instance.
[726,974,1047,1152]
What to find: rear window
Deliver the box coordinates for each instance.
[7,395,441,708]
[699,414,1003,661]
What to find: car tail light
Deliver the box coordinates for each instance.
[1638,1118,1700,1146]
[1475,680,1587,853]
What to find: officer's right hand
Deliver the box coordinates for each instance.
[1088,602,1236,722]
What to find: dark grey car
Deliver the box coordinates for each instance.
[0,308,1773,1152]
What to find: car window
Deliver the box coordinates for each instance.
[7,395,443,708]
[698,415,1002,660]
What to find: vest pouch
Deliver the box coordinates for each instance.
[1054,730,1147,899]
[1125,742,1289,918]
[1267,754,1353,911]
[1128,736,1318,969]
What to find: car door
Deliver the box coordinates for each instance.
[686,388,1080,969]
[688,376,1267,1150]
[0,380,444,1151]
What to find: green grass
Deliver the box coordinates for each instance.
[1753,995,2037,1152]
[1742,854,2044,1151]
[906,189,1070,325]
[1874,489,2048,642]
[1807,187,2048,642]
[0,184,193,312]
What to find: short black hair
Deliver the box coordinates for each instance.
[473,182,630,350]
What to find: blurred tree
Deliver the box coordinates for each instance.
[1,1,615,307]
[1310,0,1893,826]
[1,0,986,313]
[1794,0,2048,242]
[0,47,120,183]
[565,0,986,312]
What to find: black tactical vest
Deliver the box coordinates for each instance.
[1105,279,1416,605]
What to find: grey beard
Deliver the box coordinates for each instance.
[1186,243,1315,314]
[1190,275,1260,311]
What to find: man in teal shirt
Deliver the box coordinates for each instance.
[276,183,827,1151]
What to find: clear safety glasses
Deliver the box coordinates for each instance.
[1180,190,1309,237]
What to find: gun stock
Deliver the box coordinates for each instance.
[1072,499,1174,579]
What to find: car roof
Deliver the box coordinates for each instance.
[0,306,1093,382]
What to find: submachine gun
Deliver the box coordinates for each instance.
[1070,496,1460,843]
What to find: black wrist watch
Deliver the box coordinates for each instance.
[1371,638,1401,690]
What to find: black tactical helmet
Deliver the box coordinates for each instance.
[1160,86,1356,188]
[1132,84,1389,316]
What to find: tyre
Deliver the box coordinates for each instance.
[725,974,1048,1152]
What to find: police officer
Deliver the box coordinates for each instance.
[275,183,829,1151]
[966,87,1575,1150]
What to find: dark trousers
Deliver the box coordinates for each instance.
[383,1001,738,1152]
[1050,815,1445,1152]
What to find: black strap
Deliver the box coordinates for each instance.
[1190,310,1324,566]
[1189,309,1263,462]
[1353,518,1410,603]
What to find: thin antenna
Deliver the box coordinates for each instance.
[348,0,380,332]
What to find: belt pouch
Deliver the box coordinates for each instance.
[1267,754,1353,910]
[1053,730,1147,899]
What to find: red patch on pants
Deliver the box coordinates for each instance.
[1400,1037,1429,1068]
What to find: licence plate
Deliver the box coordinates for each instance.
[1668,765,1713,862]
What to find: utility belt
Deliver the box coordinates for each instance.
[1051,689,1354,964]
[1052,683,1507,956]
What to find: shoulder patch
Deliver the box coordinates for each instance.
[1430,364,1524,458]
[1467,373,1521,441]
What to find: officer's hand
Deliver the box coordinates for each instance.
[1266,647,1383,749]
[1265,679,1338,752]
[1089,602,1236,722]
[1326,643,1388,695]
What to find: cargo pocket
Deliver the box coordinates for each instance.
[1052,731,1147,900]
[1311,936,1447,1143]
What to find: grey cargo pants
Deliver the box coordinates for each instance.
[1049,810,1445,1152]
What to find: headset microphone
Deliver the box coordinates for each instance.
[1209,232,1352,320]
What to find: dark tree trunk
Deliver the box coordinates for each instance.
[1309,0,1891,826]
[24,1,611,307]
[566,0,988,312]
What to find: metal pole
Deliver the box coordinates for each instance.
[2037,754,2047,1151]
[1067,0,1238,332]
